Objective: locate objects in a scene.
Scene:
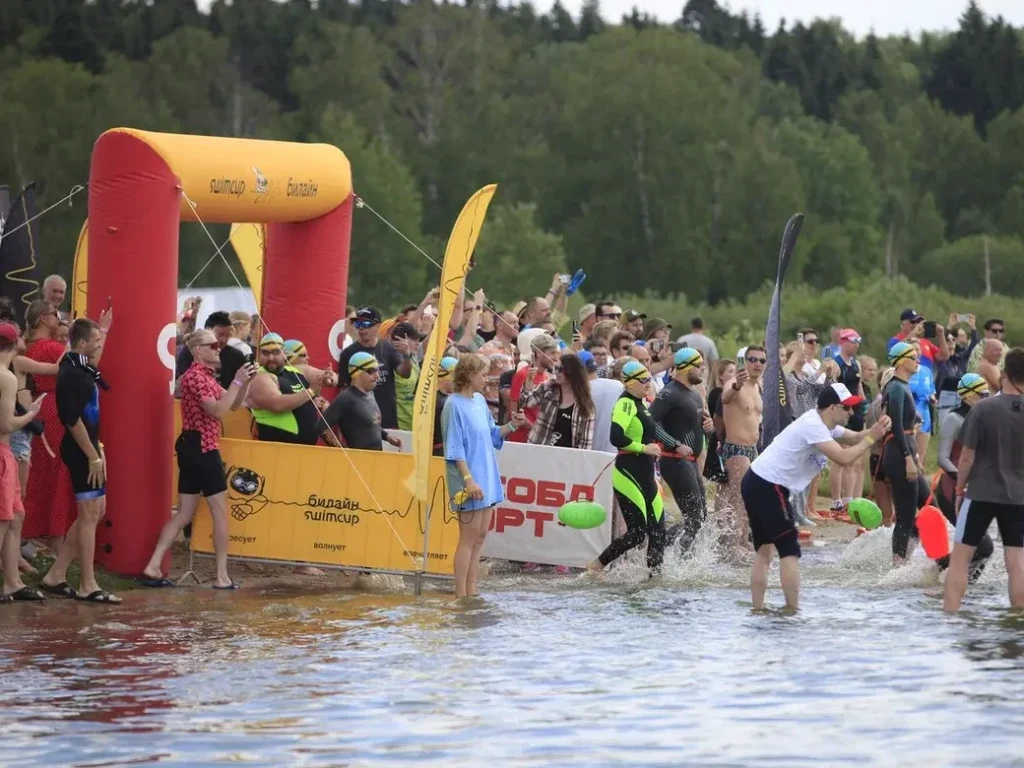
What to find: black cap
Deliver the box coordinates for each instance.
[391,321,423,341]
[900,308,923,323]
[355,306,382,325]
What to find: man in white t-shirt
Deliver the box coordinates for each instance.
[740,384,891,611]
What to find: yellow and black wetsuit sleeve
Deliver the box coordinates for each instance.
[610,397,643,453]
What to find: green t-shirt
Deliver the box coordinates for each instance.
[395,361,420,431]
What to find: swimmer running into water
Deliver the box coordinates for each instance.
[588,360,686,576]
[883,342,932,566]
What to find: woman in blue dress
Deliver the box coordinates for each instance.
[442,354,525,597]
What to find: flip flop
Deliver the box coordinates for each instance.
[38,581,78,599]
[75,590,122,604]
[7,586,46,602]
[139,578,175,588]
[212,581,239,590]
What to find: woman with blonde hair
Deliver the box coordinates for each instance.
[442,354,524,597]
[142,328,256,589]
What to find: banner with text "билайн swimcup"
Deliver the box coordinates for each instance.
[190,439,459,574]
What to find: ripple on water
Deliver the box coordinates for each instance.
[2,524,1024,766]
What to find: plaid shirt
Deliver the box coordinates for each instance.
[522,380,594,450]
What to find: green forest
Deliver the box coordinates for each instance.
[2,0,1024,342]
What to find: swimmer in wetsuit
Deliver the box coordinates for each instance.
[651,347,714,554]
[588,360,686,575]
[323,352,402,451]
[934,373,993,581]
[882,342,932,564]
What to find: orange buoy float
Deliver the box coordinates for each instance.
[916,504,950,559]
[798,529,813,542]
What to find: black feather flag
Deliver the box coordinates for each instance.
[759,213,804,451]
[0,183,42,314]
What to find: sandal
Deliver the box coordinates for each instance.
[38,581,78,599]
[6,586,46,601]
[75,590,122,604]
[139,577,176,588]
[212,581,239,590]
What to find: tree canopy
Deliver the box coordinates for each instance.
[1,0,1023,304]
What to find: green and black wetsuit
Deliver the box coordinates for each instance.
[251,365,323,445]
[597,392,681,570]
[650,379,708,553]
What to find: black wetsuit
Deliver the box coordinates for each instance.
[650,380,708,553]
[882,377,930,558]
[323,388,387,450]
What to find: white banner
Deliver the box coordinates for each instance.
[384,431,614,567]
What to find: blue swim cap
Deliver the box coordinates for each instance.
[622,359,651,383]
[348,351,378,374]
[438,356,457,377]
[957,372,988,396]
[673,347,703,370]
[283,339,306,361]
[889,341,915,365]
[259,332,284,350]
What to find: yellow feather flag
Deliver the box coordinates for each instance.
[229,222,266,310]
[406,184,497,501]
[71,219,89,318]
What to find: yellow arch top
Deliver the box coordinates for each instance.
[103,128,352,223]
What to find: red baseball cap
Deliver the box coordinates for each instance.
[839,328,862,343]
[0,323,19,344]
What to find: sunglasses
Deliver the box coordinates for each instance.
[805,338,819,345]
[602,313,622,319]
[633,376,652,385]
[991,328,1005,334]
[201,342,221,351]
[353,365,379,376]
[746,356,767,364]
[354,319,379,329]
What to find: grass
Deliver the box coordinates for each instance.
[10,552,139,594]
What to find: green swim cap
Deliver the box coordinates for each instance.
[889,341,915,365]
[673,347,703,370]
[348,351,378,374]
[957,372,988,397]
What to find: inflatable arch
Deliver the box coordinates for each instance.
[86,128,353,574]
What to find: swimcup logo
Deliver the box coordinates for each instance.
[227,466,269,521]
[253,166,269,202]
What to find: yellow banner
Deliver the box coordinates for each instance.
[72,219,88,318]
[229,222,266,310]
[190,439,457,573]
[408,184,497,501]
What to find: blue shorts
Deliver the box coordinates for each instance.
[10,430,31,463]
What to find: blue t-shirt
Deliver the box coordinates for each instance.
[441,392,504,512]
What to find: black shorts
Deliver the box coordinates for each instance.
[176,431,227,497]
[61,442,105,501]
[955,499,1024,549]
[740,469,801,558]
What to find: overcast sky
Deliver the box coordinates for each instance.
[582,0,1024,37]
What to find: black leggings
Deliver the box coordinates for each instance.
[598,459,666,570]
[883,441,930,558]
[661,457,707,554]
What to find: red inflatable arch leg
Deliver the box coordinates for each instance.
[87,128,352,575]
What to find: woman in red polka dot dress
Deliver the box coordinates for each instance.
[142,329,255,589]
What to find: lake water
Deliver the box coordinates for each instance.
[2,525,1023,767]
